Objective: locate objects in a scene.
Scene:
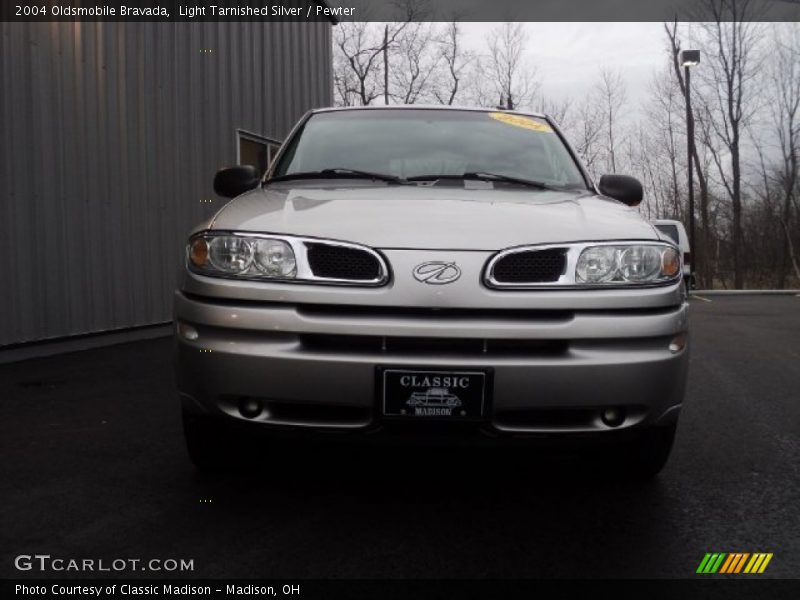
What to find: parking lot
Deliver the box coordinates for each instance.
[1,295,798,579]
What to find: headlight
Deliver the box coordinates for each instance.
[209,236,254,273]
[188,234,296,280]
[575,246,617,283]
[618,246,661,281]
[576,244,680,285]
[253,238,296,277]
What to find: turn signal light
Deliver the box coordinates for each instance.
[189,238,209,267]
[662,248,681,278]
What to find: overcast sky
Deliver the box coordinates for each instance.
[460,22,671,116]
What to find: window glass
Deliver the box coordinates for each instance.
[273,109,588,189]
[656,224,680,244]
[239,137,269,176]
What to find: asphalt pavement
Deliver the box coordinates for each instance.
[1,295,799,579]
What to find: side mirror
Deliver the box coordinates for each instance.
[213,165,260,198]
[598,174,643,207]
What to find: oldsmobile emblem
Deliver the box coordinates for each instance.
[412,261,462,285]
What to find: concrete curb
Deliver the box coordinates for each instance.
[0,322,173,364]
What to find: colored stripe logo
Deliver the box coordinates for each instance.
[696,553,773,574]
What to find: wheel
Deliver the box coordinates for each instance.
[182,410,244,471]
[612,423,678,480]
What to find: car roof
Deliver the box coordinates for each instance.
[309,105,549,120]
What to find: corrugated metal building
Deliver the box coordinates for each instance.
[0,20,333,353]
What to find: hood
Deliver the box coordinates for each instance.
[209,181,657,250]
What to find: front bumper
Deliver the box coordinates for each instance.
[174,285,689,439]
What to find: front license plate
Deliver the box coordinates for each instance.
[381,368,489,419]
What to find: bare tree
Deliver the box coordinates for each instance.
[627,121,666,219]
[750,128,783,282]
[478,22,539,109]
[692,0,765,288]
[332,1,425,106]
[334,20,398,106]
[568,97,605,176]
[390,22,442,104]
[768,23,800,287]
[433,20,473,105]
[593,68,627,174]
[642,68,685,221]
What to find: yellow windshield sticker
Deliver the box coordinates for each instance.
[488,112,553,133]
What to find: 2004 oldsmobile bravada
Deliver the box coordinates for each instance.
[174,107,689,478]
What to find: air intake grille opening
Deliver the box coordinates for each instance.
[305,243,382,281]
[492,248,567,284]
[299,334,568,357]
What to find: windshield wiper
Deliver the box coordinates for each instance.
[268,168,408,184]
[464,172,562,190]
[408,172,560,190]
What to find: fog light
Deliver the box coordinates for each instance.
[238,398,263,419]
[177,322,199,341]
[601,407,625,427]
[669,333,687,353]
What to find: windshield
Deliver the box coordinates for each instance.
[272,109,589,189]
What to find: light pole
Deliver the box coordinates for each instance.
[681,49,700,284]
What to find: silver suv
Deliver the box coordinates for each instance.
[174,107,689,478]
